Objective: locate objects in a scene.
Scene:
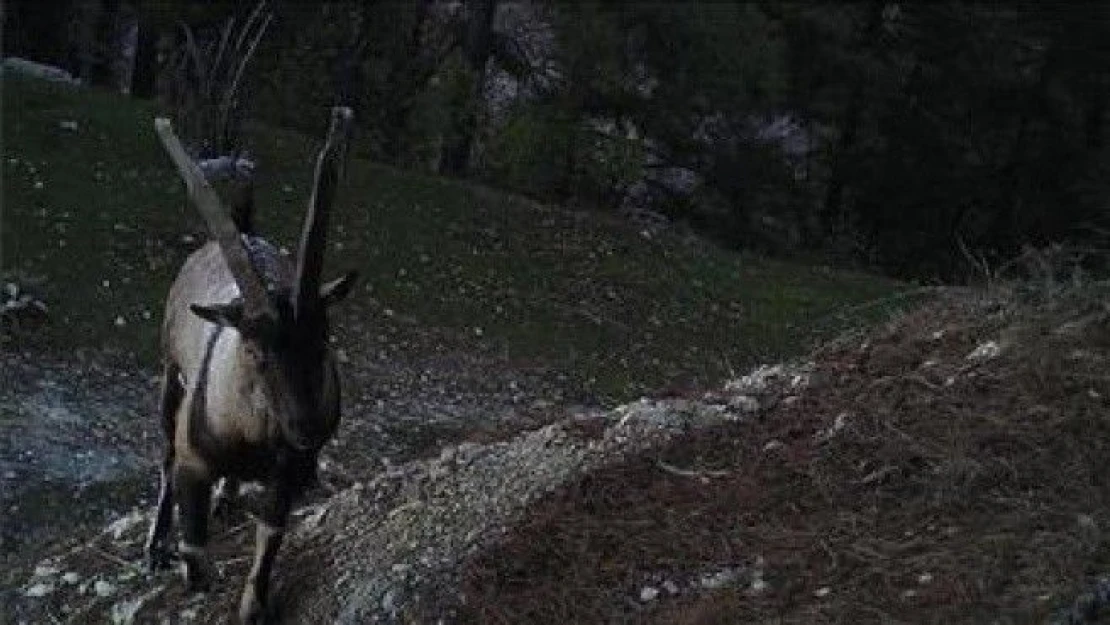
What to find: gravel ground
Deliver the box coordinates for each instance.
[3,343,807,624]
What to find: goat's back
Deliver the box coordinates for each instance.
[162,238,292,375]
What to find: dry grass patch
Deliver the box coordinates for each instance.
[457,288,1110,624]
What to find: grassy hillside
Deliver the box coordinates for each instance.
[2,75,905,401]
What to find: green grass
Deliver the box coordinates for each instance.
[2,75,906,401]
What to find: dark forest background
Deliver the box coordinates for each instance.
[7,1,1110,281]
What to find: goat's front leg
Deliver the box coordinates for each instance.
[175,464,214,591]
[239,483,292,624]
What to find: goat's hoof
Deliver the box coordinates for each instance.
[210,496,236,521]
[145,544,177,573]
[182,558,213,592]
[239,593,267,624]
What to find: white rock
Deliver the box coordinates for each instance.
[814,586,831,597]
[59,120,79,132]
[114,315,127,327]
[700,568,740,590]
[111,598,142,624]
[639,586,659,602]
[24,582,54,597]
[62,572,80,584]
[728,395,760,413]
[94,579,116,597]
[33,562,61,577]
[917,572,933,585]
[966,341,1002,361]
[815,412,849,442]
[2,57,81,84]
[381,588,398,613]
[106,509,146,540]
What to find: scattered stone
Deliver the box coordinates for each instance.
[699,567,740,590]
[59,120,79,132]
[94,579,117,598]
[639,586,659,602]
[381,588,398,614]
[662,580,679,595]
[62,572,81,584]
[814,586,831,598]
[728,394,760,413]
[33,562,61,577]
[815,412,849,442]
[106,508,146,540]
[24,582,55,598]
[966,340,1002,361]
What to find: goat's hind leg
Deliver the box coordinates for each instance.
[176,463,215,591]
[210,476,241,520]
[146,363,183,572]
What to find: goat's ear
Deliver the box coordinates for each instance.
[190,302,246,327]
[320,271,358,307]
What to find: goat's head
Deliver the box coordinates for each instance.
[155,107,357,450]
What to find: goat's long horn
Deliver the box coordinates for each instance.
[293,106,353,319]
[154,118,276,320]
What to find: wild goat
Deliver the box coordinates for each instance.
[146,107,357,624]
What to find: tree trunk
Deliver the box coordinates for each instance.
[380,0,435,163]
[440,0,497,176]
[131,17,158,98]
[817,1,885,244]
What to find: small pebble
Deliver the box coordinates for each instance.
[24,582,54,598]
[639,586,659,602]
[94,579,115,597]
